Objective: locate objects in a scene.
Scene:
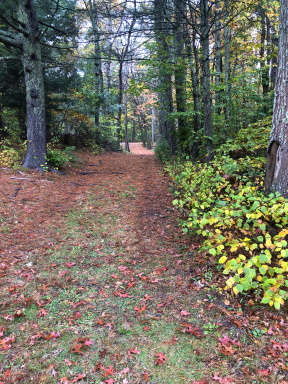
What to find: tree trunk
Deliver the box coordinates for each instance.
[264,0,288,197]
[153,0,176,154]
[200,0,213,154]
[87,0,104,129]
[186,6,201,160]
[223,0,231,129]
[174,0,187,151]
[19,0,47,170]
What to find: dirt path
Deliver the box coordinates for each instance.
[0,150,287,383]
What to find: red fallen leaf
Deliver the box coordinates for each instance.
[70,343,84,354]
[71,373,87,382]
[3,369,11,377]
[45,332,60,341]
[74,312,82,319]
[143,294,152,301]
[142,372,150,382]
[103,366,115,377]
[154,352,167,366]
[99,348,108,358]
[64,359,73,366]
[128,347,140,355]
[258,368,272,377]
[180,310,190,316]
[65,262,76,267]
[37,308,48,318]
[181,323,203,338]
[0,335,15,350]
[71,300,86,308]
[94,362,105,372]
[95,318,105,325]
[84,339,94,346]
[127,279,136,288]
[218,344,235,356]
[29,333,44,345]
[192,380,209,384]
[104,379,115,384]
[143,326,150,331]
[114,291,131,298]
[134,305,147,314]
[218,335,242,347]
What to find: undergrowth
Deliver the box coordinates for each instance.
[167,117,288,309]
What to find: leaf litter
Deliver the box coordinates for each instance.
[0,144,288,383]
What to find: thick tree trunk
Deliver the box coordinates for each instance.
[264,0,288,197]
[19,0,47,170]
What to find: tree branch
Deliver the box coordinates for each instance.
[0,30,22,49]
[0,13,28,37]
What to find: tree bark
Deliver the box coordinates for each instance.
[264,0,288,197]
[174,0,187,150]
[19,0,47,170]
[200,0,213,154]
[153,0,176,154]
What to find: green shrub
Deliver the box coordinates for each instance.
[167,118,288,309]
[154,138,171,162]
[46,145,77,169]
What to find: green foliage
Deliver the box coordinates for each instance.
[167,118,288,309]
[0,139,25,167]
[154,138,171,162]
[46,145,77,169]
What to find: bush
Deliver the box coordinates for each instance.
[0,139,25,167]
[46,145,77,169]
[154,138,171,162]
[167,118,288,309]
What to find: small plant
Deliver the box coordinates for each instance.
[154,138,170,162]
[46,145,77,169]
[0,139,25,167]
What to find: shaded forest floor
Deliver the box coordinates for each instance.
[0,144,288,384]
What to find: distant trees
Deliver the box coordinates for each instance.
[0,0,283,169]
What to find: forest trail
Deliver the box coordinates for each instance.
[0,149,287,383]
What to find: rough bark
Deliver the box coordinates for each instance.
[153,0,176,154]
[200,0,213,154]
[174,0,187,150]
[264,0,288,197]
[19,0,47,170]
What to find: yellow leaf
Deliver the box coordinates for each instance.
[219,255,228,264]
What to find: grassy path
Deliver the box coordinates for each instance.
[0,149,287,383]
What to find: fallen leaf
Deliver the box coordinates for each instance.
[154,352,167,366]
[180,310,190,316]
